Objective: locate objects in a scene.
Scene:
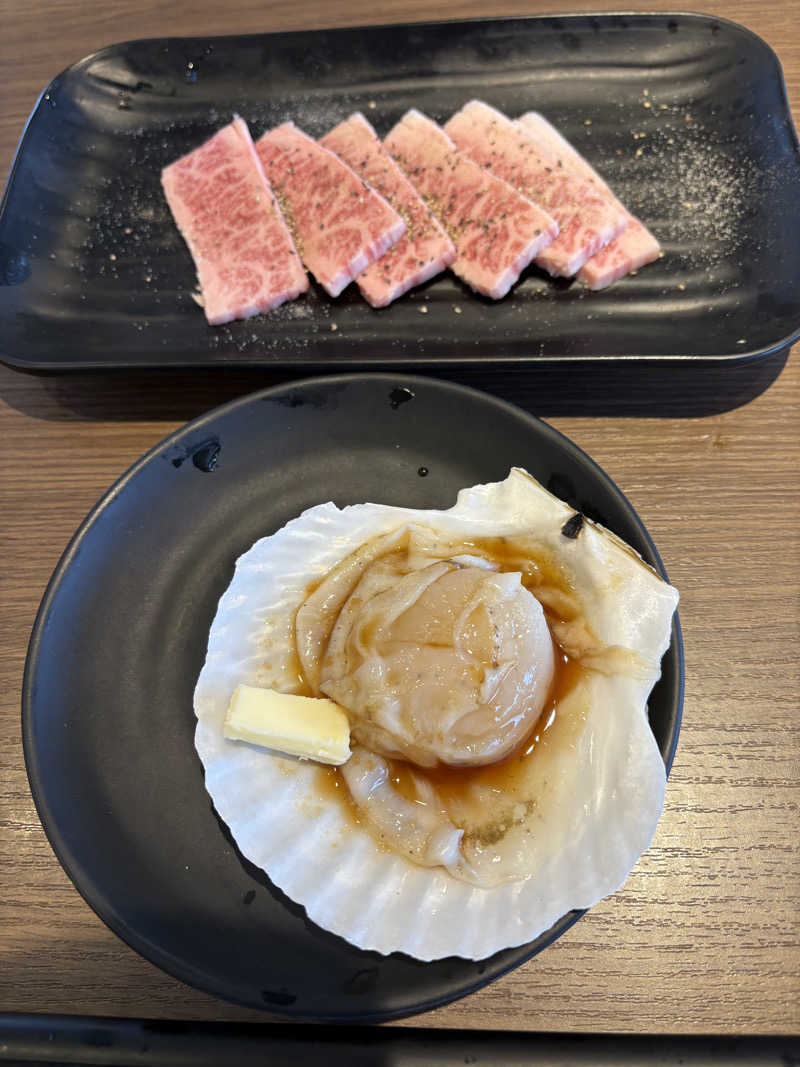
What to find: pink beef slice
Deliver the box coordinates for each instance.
[320,113,456,307]
[445,101,629,278]
[161,116,308,325]
[518,111,661,290]
[384,109,557,300]
[255,122,405,297]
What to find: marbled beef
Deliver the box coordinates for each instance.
[321,113,456,307]
[384,109,557,300]
[518,111,661,290]
[256,122,405,297]
[161,116,307,324]
[445,101,628,278]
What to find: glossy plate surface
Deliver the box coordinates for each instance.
[23,375,683,1019]
[1,14,799,370]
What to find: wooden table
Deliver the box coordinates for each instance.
[1,0,798,1039]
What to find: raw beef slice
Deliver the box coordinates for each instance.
[518,111,661,289]
[256,122,405,297]
[321,112,456,307]
[445,101,628,277]
[161,116,308,325]
[384,109,558,300]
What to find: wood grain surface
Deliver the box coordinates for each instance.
[1,0,798,1035]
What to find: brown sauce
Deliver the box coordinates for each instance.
[302,533,587,826]
[453,535,569,592]
[315,762,356,815]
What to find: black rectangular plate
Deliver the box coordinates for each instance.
[1,13,799,371]
[1,1016,798,1065]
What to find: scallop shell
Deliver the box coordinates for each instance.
[193,469,678,960]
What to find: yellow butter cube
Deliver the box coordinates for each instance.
[223,684,351,766]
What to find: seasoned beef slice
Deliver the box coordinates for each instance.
[321,113,456,307]
[161,116,308,324]
[256,122,405,297]
[445,101,628,277]
[384,109,557,299]
[518,111,661,289]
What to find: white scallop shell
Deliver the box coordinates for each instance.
[193,469,678,960]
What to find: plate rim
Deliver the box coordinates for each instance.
[21,372,685,1020]
[2,11,799,371]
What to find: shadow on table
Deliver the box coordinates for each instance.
[0,348,790,423]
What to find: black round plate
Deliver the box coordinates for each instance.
[23,374,684,1021]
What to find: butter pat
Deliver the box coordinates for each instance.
[223,684,351,765]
